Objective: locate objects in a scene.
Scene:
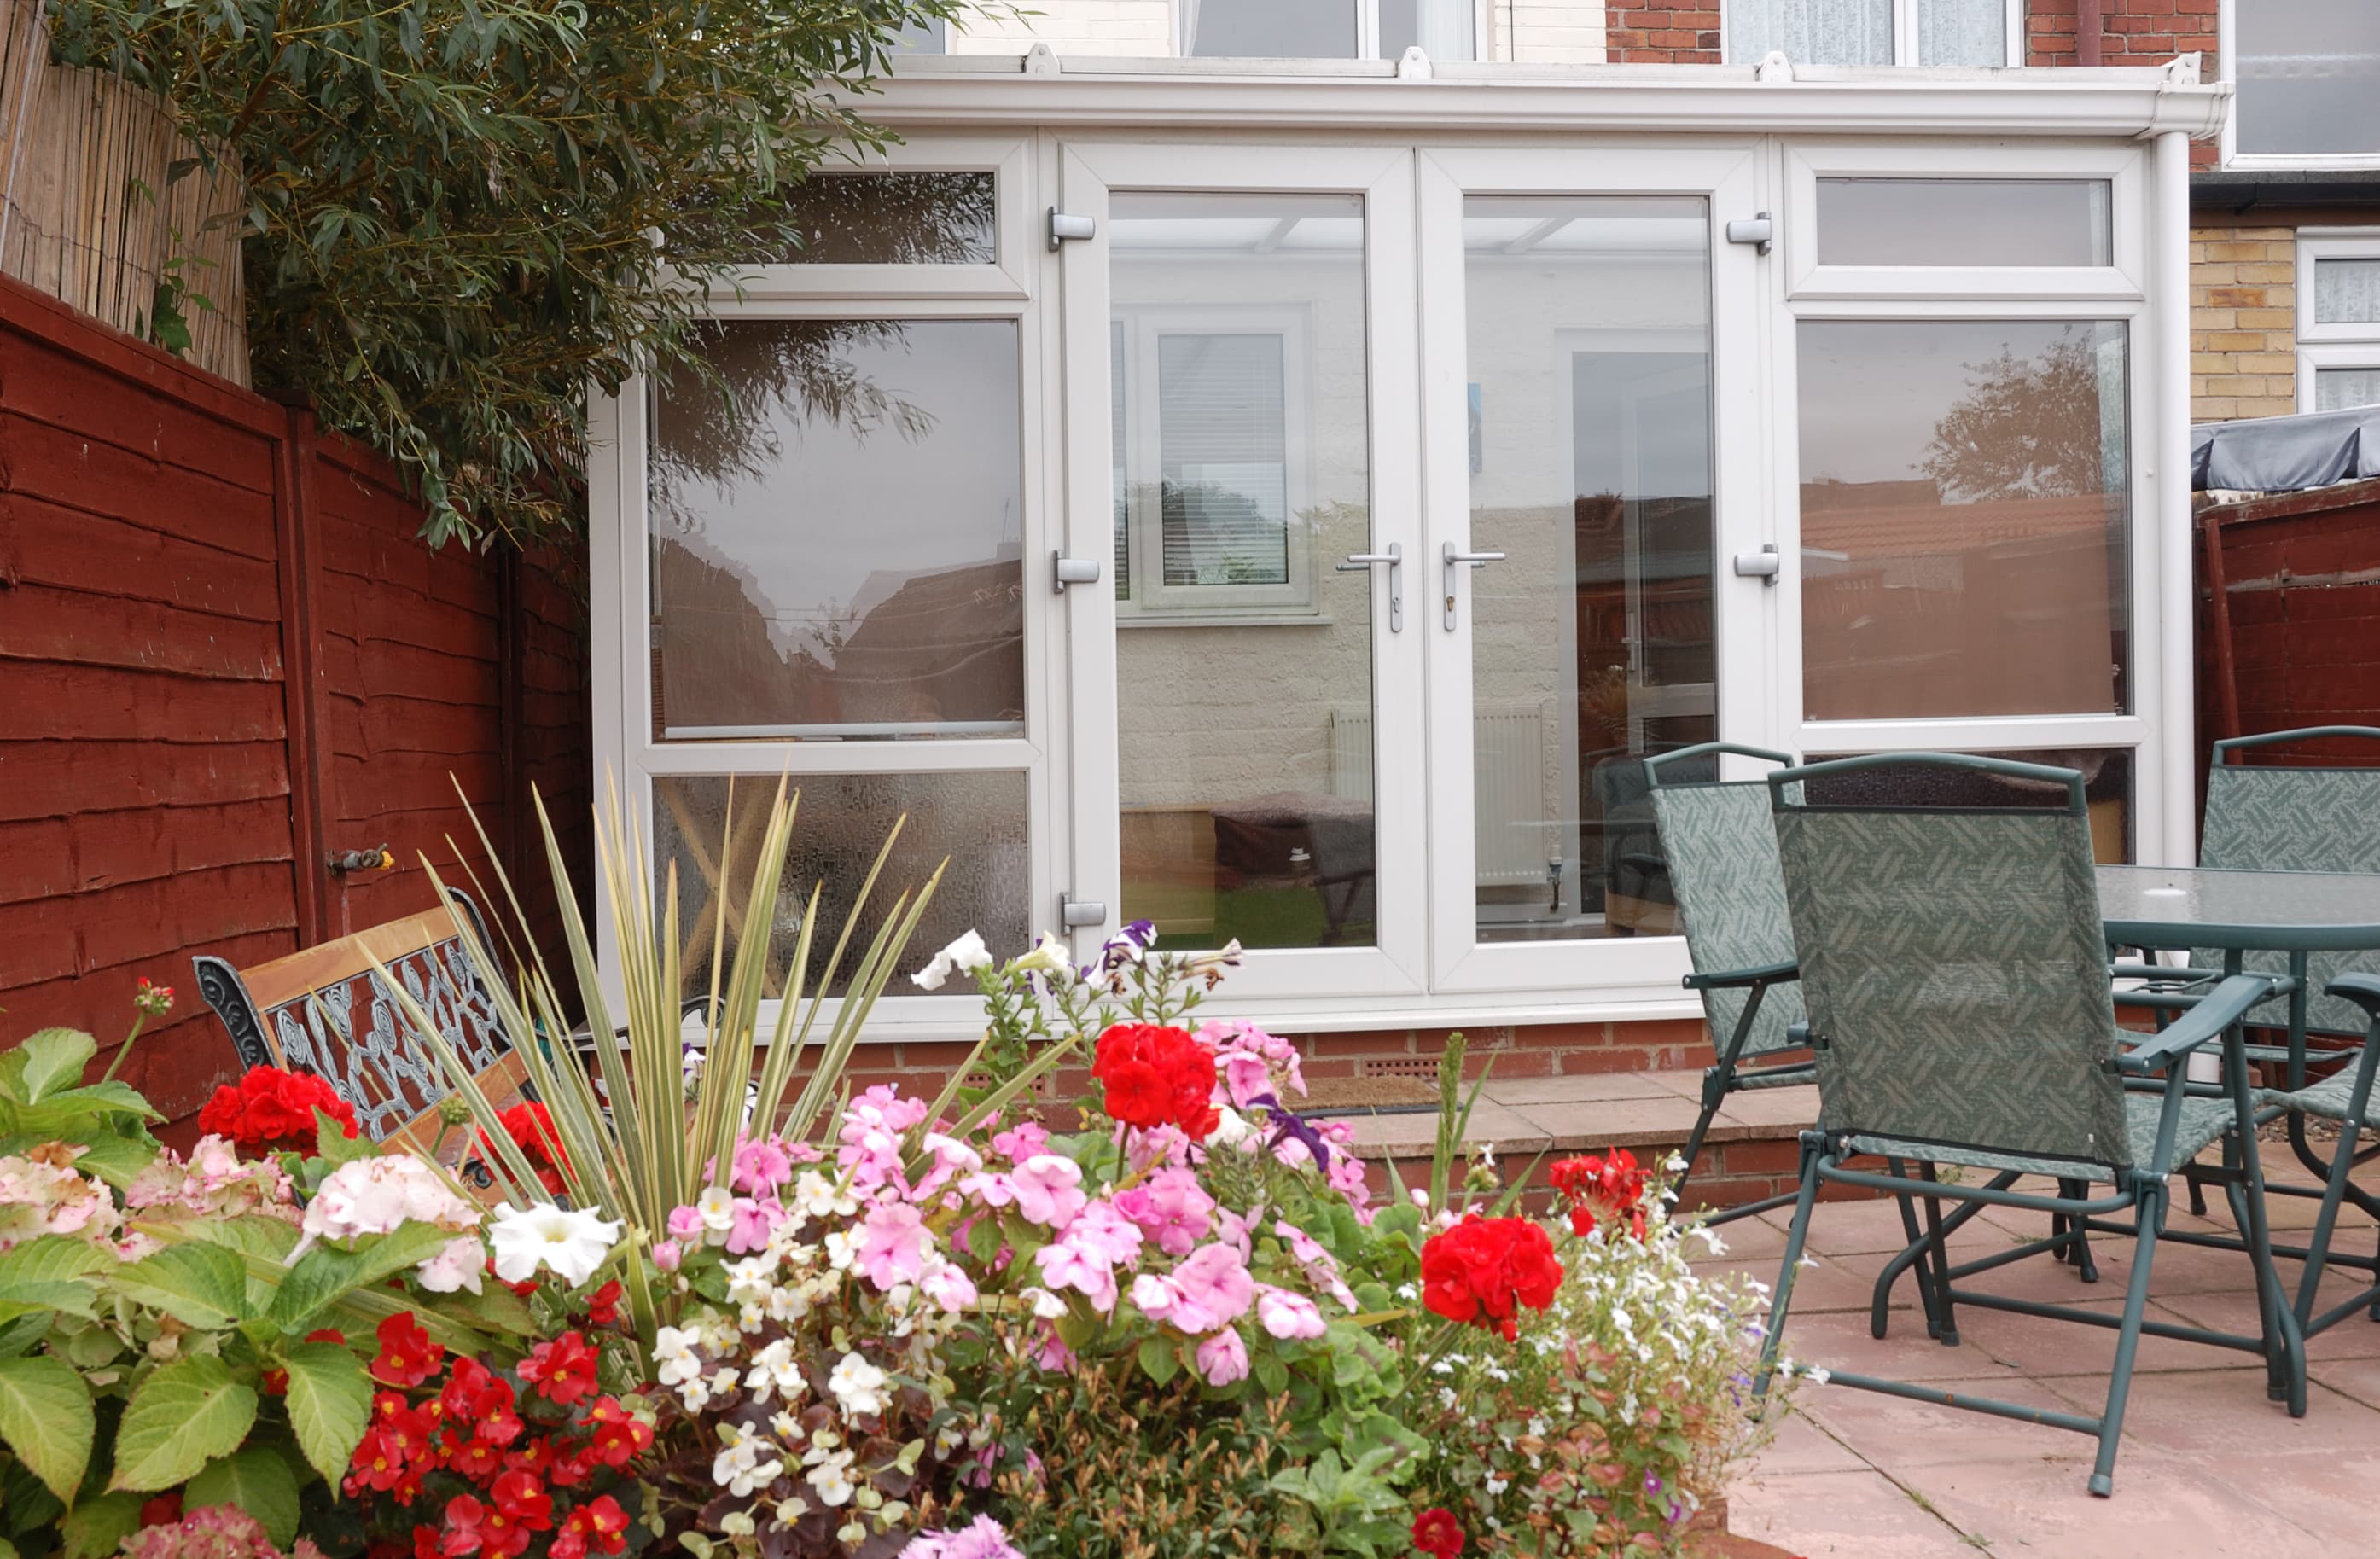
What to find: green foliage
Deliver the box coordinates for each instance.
[187,1446,301,1550]
[108,1355,258,1492]
[280,1341,375,1487]
[0,1355,96,1504]
[47,0,969,548]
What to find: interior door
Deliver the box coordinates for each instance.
[1418,144,1779,998]
[1056,143,1430,1006]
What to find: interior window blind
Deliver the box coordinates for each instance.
[1157,333,1292,587]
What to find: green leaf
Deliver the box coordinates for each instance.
[0,1354,96,1504]
[0,1236,108,1318]
[312,1111,375,1168]
[269,1222,450,1331]
[68,1133,166,1191]
[109,1354,259,1492]
[1136,1335,1178,1387]
[0,1312,49,1359]
[112,1242,250,1328]
[1253,1352,1289,1396]
[281,1341,372,1486]
[188,1446,300,1549]
[59,1494,142,1559]
[18,1030,96,1103]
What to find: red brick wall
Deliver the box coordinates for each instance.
[0,274,591,1131]
[1604,0,1721,63]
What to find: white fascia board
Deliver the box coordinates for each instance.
[870,57,2230,142]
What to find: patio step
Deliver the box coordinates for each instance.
[1323,1067,1813,1213]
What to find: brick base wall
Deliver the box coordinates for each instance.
[1603,0,1720,62]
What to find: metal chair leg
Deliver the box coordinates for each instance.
[2059,1177,2101,1283]
[2089,1183,2166,1498]
[2294,1113,2364,1338]
[1879,1157,1944,1341]
[1917,1161,1960,1348]
[2186,1173,2208,1219]
[1755,1134,1824,1405]
[1673,1072,1729,1207]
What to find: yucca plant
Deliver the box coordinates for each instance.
[363,773,1055,1347]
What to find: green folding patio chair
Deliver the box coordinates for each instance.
[2267,976,2380,1346]
[1753,753,2299,1498]
[1644,742,1812,1225]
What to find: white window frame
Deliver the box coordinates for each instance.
[2293,229,2380,413]
[1113,304,1323,620]
[1174,0,1487,61]
[2218,0,2380,172]
[1720,0,2022,69]
[1783,142,2145,302]
[721,136,1033,301]
[1774,139,2162,853]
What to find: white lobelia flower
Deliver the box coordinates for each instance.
[911,929,993,991]
[1010,932,1073,976]
[486,1201,623,1286]
[826,1352,890,1416]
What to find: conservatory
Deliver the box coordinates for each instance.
[585,53,2227,1039]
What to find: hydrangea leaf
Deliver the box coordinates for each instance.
[108,1354,258,1492]
[0,1354,94,1504]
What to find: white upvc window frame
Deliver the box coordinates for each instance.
[590,132,1068,1042]
[1174,0,1489,61]
[2218,0,2380,172]
[1774,137,2164,853]
[1112,303,1324,620]
[1721,0,2022,69]
[2295,229,2380,415]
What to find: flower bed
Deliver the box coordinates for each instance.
[0,922,1788,1559]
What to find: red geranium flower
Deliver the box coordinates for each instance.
[1091,1022,1221,1141]
[198,1067,360,1158]
[517,1331,600,1406]
[476,1103,571,1197]
[1549,1149,1650,1240]
[373,1313,445,1388]
[1419,1215,1565,1342]
[579,1279,624,1329]
[1412,1507,1465,1559]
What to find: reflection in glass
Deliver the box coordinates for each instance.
[1798,320,2130,722]
[2235,0,2380,158]
[1378,0,1478,61]
[652,773,1029,999]
[2316,368,2380,413]
[2314,259,2380,327]
[1817,179,2112,269]
[1187,0,1359,57]
[1463,196,1716,943]
[1110,193,1375,951]
[1726,0,1890,64]
[649,319,1024,741]
[1806,748,2133,863]
[773,172,995,265]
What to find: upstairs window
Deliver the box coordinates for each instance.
[2232,0,2380,160]
[1184,0,1476,61]
[1725,0,2011,67]
[2297,232,2380,413]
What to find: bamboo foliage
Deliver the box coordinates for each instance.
[0,0,247,381]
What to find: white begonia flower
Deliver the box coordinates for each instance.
[725,1254,777,1308]
[806,1450,858,1508]
[911,929,993,991]
[772,1497,810,1531]
[744,1337,808,1405]
[654,1325,703,1389]
[791,1172,856,1223]
[486,1201,621,1286]
[1021,1285,1068,1321]
[1010,932,1073,976]
[827,1352,890,1416]
[697,1184,737,1235]
[823,1229,858,1271]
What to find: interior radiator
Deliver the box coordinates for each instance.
[1326,707,1552,887]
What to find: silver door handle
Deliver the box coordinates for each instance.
[1336,542,1403,632]
[1440,541,1505,631]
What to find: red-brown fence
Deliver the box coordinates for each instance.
[0,272,591,1131]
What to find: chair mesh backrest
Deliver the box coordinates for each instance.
[1650,782,1807,1058]
[1774,802,2131,1168]
[2200,763,2380,1036]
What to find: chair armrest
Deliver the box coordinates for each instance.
[2110,962,2226,986]
[2115,975,2284,1075]
[1682,958,1799,993]
[2324,974,2380,1021]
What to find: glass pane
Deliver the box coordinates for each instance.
[889,16,946,54]
[2236,0,2380,157]
[1917,0,2004,66]
[1188,0,1359,57]
[1110,192,1375,951]
[1799,320,2131,722]
[2316,367,2380,411]
[1725,0,1892,65]
[2314,258,2380,326]
[649,319,1025,742]
[774,173,995,265]
[1817,179,2111,268]
[1380,0,1478,61]
[653,773,1029,999]
[1805,748,2133,863]
[1463,196,1715,945]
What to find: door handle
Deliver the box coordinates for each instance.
[1440,541,1505,631]
[1336,542,1403,632]
[1732,544,1781,585]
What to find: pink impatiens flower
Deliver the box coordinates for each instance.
[724,1197,782,1256]
[990,1120,1050,1164]
[665,1204,706,1241]
[1007,1155,1088,1228]
[1113,1166,1215,1257]
[730,1137,794,1197]
[1131,1242,1253,1335]
[1195,1326,1249,1386]
[1031,1201,1142,1312]
[1254,1284,1328,1341]
[855,1201,933,1291]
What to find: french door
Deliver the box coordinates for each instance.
[1056,141,1778,1012]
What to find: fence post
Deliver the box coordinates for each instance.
[273,407,332,945]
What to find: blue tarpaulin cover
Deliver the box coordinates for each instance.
[2192,405,2380,492]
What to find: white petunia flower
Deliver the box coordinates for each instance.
[486,1201,621,1286]
[1010,932,1073,976]
[911,929,993,991]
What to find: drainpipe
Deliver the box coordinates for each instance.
[2076,0,2104,67]
[2156,129,2194,868]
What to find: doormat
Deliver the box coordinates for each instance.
[1295,1076,1440,1115]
